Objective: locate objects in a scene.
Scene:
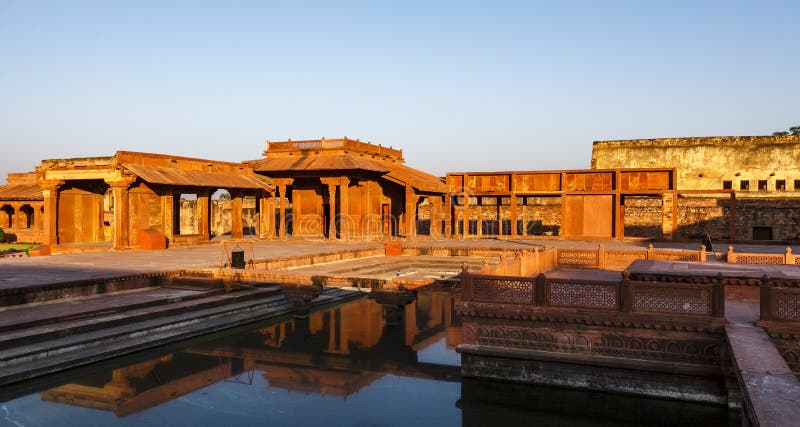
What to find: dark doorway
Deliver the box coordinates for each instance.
[752,227,773,241]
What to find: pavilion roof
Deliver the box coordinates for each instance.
[122,164,274,190]
[252,154,390,174]
[252,154,445,193]
[0,183,43,201]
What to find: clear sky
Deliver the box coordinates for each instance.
[1,1,798,183]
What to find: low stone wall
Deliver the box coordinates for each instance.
[0,272,171,309]
[0,227,44,243]
[457,269,728,402]
[256,247,386,271]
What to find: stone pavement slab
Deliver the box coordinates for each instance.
[627,260,800,281]
[0,287,205,331]
[0,240,383,292]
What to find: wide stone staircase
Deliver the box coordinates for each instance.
[0,275,361,387]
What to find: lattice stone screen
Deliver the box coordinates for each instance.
[471,276,535,304]
[633,285,711,315]
[776,290,800,321]
[547,280,618,309]
[557,249,598,266]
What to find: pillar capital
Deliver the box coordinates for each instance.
[105,176,136,190]
[38,179,64,191]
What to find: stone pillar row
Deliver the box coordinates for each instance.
[105,177,136,250]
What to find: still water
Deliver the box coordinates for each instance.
[0,290,730,427]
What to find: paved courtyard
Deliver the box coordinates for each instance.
[1,237,798,292]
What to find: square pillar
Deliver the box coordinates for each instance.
[430,196,441,238]
[405,185,416,239]
[39,180,62,245]
[106,178,135,250]
[444,194,452,236]
[278,185,287,238]
[162,193,174,241]
[339,178,350,239]
[259,195,275,238]
[327,184,337,239]
[462,194,469,239]
[510,194,518,237]
[198,190,210,241]
[230,190,243,239]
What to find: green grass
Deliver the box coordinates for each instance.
[0,242,39,252]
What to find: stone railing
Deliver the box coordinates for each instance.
[760,284,800,324]
[557,244,705,269]
[462,271,724,318]
[267,138,403,159]
[475,246,557,277]
[727,246,797,265]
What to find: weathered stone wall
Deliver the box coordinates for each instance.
[734,198,800,241]
[623,196,662,238]
[672,197,800,241]
[519,197,562,236]
[676,197,730,240]
[591,135,800,192]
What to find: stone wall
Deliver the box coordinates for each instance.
[623,196,662,238]
[734,198,800,241]
[591,135,800,192]
[675,197,730,240]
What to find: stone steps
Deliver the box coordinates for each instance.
[0,287,280,350]
[0,295,294,385]
[0,287,223,334]
[0,285,365,387]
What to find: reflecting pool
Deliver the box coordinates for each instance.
[0,290,732,426]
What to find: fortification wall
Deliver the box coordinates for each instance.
[591,135,800,192]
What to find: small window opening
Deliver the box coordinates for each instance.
[722,180,732,190]
[740,180,750,191]
[758,180,768,191]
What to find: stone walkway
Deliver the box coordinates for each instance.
[1,237,798,293]
[0,240,383,291]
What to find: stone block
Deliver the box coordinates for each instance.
[385,241,402,256]
[28,244,51,257]
[139,229,167,250]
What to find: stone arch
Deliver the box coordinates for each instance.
[20,204,34,229]
[0,205,14,229]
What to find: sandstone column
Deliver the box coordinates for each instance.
[259,194,276,238]
[198,190,211,241]
[405,185,416,239]
[339,177,350,239]
[278,185,287,238]
[39,180,62,245]
[430,196,442,238]
[106,178,135,250]
[444,193,452,236]
[510,194,518,237]
[327,184,337,239]
[230,190,243,240]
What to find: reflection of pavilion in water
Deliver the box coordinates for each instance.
[40,291,462,417]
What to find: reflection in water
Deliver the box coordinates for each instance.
[33,291,462,417]
[0,290,730,426]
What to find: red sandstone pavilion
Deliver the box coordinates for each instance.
[1,134,800,252]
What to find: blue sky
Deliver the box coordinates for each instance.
[1,1,798,183]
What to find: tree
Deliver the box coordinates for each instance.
[773,125,800,136]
